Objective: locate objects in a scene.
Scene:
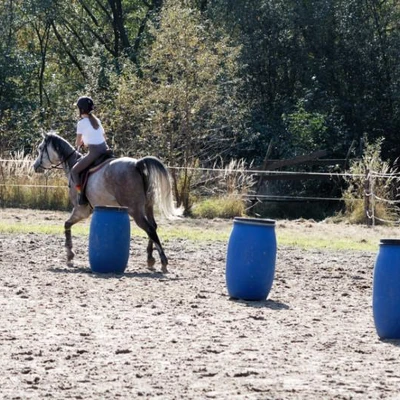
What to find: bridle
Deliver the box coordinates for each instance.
[37,139,77,170]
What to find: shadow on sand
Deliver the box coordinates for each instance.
[380,338,400,347]
[229,297,289,310]
[47,265,182,281]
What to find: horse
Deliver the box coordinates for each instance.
[33,132,181,273]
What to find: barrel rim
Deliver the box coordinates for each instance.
[93,205,129,212]
[234,217,276,226]
[380,239,400,246]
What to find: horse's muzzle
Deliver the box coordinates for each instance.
[33,163,44,173]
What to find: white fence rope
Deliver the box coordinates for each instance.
[241,194,362,202]
[168,165,365,178]
[1,159,397,178]
[0,184,67,189]
[373,194,400,205]
[2,159,400,224]
[0,166,367,203]
[365,170,400,225]
[0,159,393,178]
[0,159,33,162]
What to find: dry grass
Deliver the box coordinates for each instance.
[189,159,255,218]
[0,154,70,210]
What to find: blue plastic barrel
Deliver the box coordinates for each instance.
[373,239,400,339]
[226,217,277,301]
[89,206,131,274]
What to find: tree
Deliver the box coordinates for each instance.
[0,0,166,153]
[282,100,328,154]
[0,0,43,152]
[111,0,247,210]
[203,0,400,162]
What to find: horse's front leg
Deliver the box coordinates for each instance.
[65,220,75,262]
[64,206,91,264]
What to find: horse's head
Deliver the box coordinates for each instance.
[33,132,63,172]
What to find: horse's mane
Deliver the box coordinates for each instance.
[44,132,80,159]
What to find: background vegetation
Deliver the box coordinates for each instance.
[1,0,400,219]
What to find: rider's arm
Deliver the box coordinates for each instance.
[76,134,84,149]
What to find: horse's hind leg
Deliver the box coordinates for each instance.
[145,203,158,270]
[131,208,168,273]
[146,240,156,270]
[64,206,91,264]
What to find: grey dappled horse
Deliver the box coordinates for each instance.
[33,132,180,272]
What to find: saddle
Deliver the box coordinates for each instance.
[78,150,115,204]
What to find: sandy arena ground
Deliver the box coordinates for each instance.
[1,209,400,399]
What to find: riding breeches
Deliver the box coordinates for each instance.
[71,142,108,186]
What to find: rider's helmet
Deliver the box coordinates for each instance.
[76,96,94,115]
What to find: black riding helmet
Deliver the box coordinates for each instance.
[76,96,94,115]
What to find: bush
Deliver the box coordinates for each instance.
[342,137,399,225]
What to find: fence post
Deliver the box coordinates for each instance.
[364,168,373,226]
[370,171,375,227]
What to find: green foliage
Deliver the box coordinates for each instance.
[115,0,245,162]
[110,0,248,211]
[282,100,328,153]
[206,0,400,161]
[1,0,400,220]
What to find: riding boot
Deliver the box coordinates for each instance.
[78,192,89,206]
[76,185,88,206]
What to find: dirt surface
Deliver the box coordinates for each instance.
[1,209,400,399]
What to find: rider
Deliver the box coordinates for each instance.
[71,96,109,204]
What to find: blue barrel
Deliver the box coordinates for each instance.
[89,206,131,274]
[226,217,277,301]
[373,239,400,339]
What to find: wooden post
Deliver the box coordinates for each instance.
[255,139,274,192]
[364,169,372,226]
[370,171,375,227]
[344,140,356,170]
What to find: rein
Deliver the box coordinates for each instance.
[40,140,77,170]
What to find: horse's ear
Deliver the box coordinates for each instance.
[42,131,53,140]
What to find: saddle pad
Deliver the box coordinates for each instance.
[81,159,114,191]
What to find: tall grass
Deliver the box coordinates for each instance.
[191,159,256,218]
[2,153,255,218]
[0,152,70,210]
[342,138,400,225]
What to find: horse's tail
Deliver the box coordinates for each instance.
[136,156,182,219]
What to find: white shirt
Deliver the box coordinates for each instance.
[77,117,105,145]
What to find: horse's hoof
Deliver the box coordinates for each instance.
[147,257,156,269]
[161,265,168,274]
[66,249,75,262]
